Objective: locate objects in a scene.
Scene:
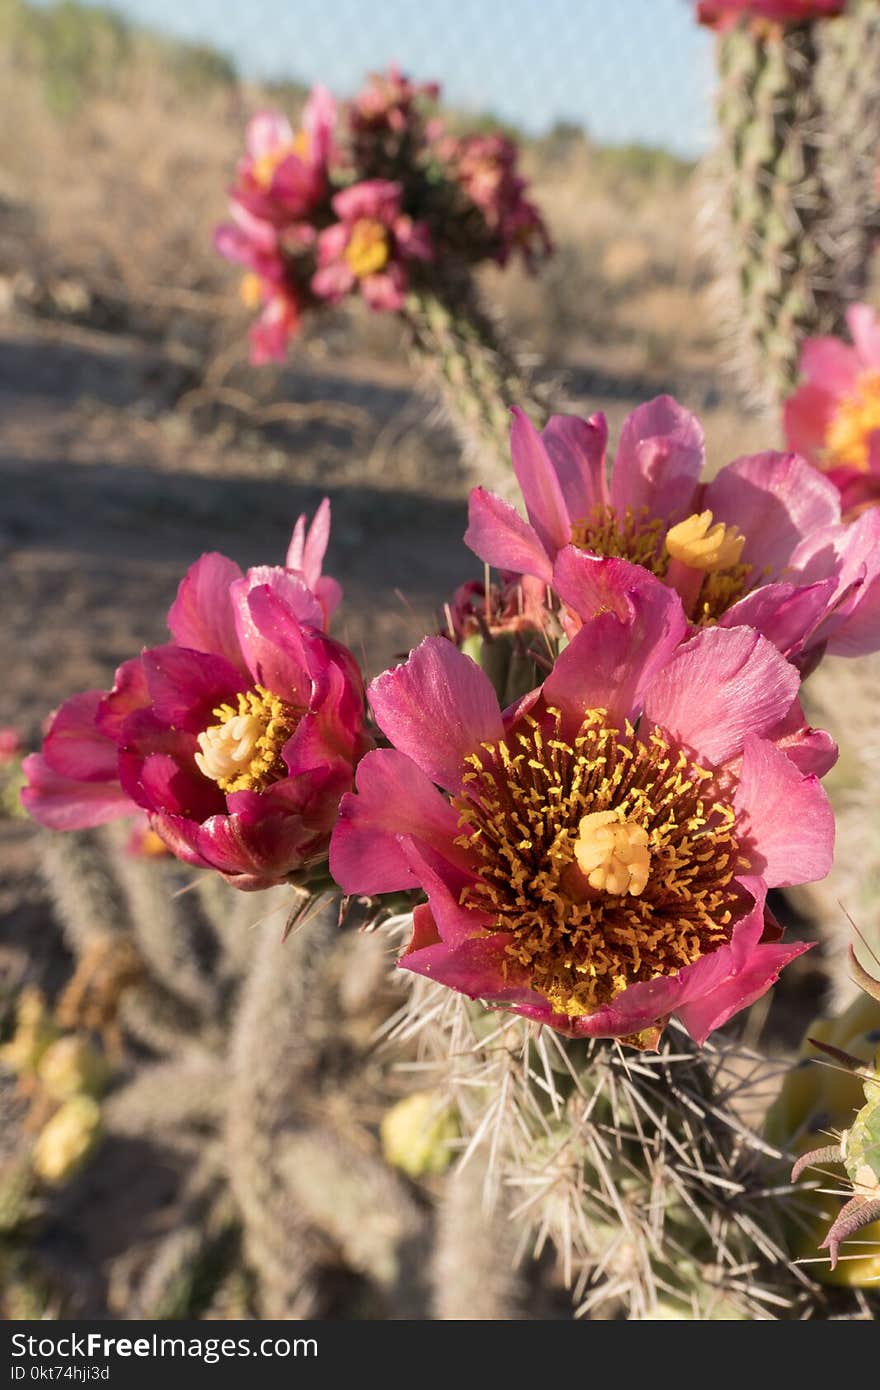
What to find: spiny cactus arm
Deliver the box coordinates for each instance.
[38,829,130,955]
[103,824,221,1018]
[708,19,835,406]
[404,273,561,482]
[431,1150,524,1321]
[225,891,336,1318]
[105,1058,227,1142]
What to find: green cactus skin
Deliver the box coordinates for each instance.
[817,0,880,313]
[712,20,838,406]
[404,272,558,479]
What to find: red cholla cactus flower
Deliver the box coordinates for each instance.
[466,397,880,667]
[312,180,432,311]
[349,65,439,137]
[784,303,880,515]
[697,0,846,28]
[435,132,552,269]
[227,93,336,228]
[330,564,834,1046]
[22,503,372,890]
[0,727,21,764]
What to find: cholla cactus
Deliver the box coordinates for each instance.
[706,12,838,405]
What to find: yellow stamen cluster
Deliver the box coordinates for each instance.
[825,369,880,471]
[665,510,746,572]
[344,218,391,279]
[195,685,300,794]
[574,810,650,896]
[571,503,752,626]
[454,708,742,1019]
[251,130,310,190]
[240,272,264,309]
[570,504,667,576]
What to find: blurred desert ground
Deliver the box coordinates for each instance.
[0,0,871,1317]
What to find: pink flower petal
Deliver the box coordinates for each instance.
[465,487,553,583]
[783,382,837,463]
[285,498,331,591]
[801,334,861,393]
[677,939,813,1046]
[41,691,119,783]
[610,395,704,523]
[167,552,245,670]
[330,748,468,895]
[734,736,835,887]
[21,753,132,831]
[705,451,841,577]
[641,626,799,767]
[543,558,688,731]
[368,637,504,793]
[400,925,539,1007]
[141,645,245,734]
[245,110,294,160]
[541,412,609,521]
[96,658,151,742]
[509,407,572,559]
[718,579,836,660]
[847,303,880,368]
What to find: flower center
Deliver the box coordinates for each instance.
[825,369,880,471]
[195,685,300,794]
[454,708,742,1019]
[571,504,752,626]
[573,810,651,896]
[571,504,667,576]
[344,219,391,278]
[665,510,745,571]
[252,131,310,190]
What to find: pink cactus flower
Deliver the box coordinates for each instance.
[350,65,439,136]
[228,89,337,227]
[437,132,552,269]
[465,397,880,667]
[22,504,370,890]
[312,180,432,312]
[784,303,880,514]
[697,0,846,28]
[331,567,833,1045]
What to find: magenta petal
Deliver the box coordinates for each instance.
[190,807,311,886]
[610,394,704,523]
[677,940,813,1046]
[120,750,222,821]
[509,407,572,559]
[541,411,609,520]
[544,558,688,731]
[167,552,245,669]
[285,497,331,591]
[329,749,465,895]
[705,452,841,577]
[642,626,799,767]
[142,645,244,733]
[783,383,837,463]
[464,487,553,583]
[246,110,294,159]
[766,701,838,778]
[397,836,486,945]
[41,691,119,783]
[734,736,834,888]
[718,579,835,659]
[801,335,861,393]
[368,637,504,793]
[400,927,539,1008]
[21,753,132,831]
[96,658,150,741]
[236,583,313,704]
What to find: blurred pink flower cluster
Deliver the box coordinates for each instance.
[214,67,551,363]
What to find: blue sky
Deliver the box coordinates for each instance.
[83,0,716,156]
